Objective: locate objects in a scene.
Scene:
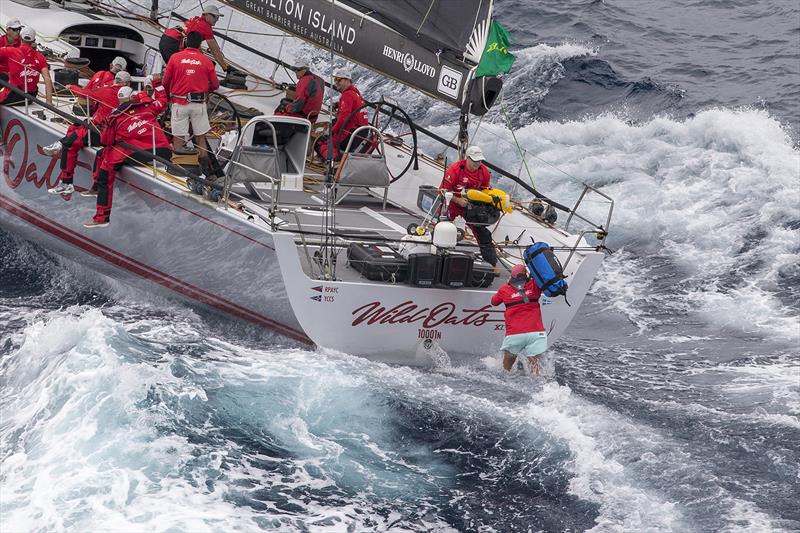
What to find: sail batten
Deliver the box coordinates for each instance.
[340,0,492,59]
[222,0,493,108]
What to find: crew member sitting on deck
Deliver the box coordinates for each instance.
[139,74,168,117]
[158,5,229,71]
[314,67,368,161]
[44,71,132,197]
[162,31,223,179]
[0,20,23,82]
[275,62,324,123]
[82,56,128,92]
[438,145,499,268]
[491,264,548,376]
[84,86,172,229]
[0,26,53,106]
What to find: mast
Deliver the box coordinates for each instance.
[149,0,158,21]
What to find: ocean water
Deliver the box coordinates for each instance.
[2,0,799,531]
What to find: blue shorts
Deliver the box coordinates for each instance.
[501,331,548,357]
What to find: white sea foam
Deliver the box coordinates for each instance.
[3,308,795,531]
[454,107,800,341]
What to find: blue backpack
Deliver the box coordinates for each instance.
[523,242,569,299]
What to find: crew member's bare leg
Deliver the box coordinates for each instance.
[527,355,542,376]
[173,133,187,152]
[194,133,209,158]
[502,350,517,371]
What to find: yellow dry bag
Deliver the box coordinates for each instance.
[465,188,513,214]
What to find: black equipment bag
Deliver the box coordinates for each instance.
[439,251,474,289]
[408,253,442,287]
[347,243,408,283]
[463,201,502,226]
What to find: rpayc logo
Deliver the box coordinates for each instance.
[437,66,462,99]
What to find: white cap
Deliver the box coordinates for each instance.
[6,20,22,30]
[117,86,133,100]
[465,145,485,162]
[143,75,153,87]
[333,68,351,80]
[111,56,127,70]
[20,27,35,42]
[202,5,223,18]
[114,70,131,84]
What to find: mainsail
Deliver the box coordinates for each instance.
[338,0,492,63]
[222,0,494,108]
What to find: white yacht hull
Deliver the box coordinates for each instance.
[1,106,604,365]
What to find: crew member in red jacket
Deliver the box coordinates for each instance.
[491,264,548,375]
[315,67,368,161]
[158,4,229,70]
[438,145,498,268]
[139,74,168,116]
[78,56,127,93]
[0,27,53,106]
[0,20,23,81]
[84,86,172,228]
[276,62,324,123]
[44,71,132,196]
[162,31,222,178]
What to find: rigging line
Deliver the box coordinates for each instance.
[415,0,436,35]
[498,99,535,190]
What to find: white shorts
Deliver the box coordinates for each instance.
[170,102,211,138]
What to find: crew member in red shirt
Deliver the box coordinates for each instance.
[315,68,368,161]
[84,86,172,228]
[81,56,127,92]
[138,74,168,116]
[0,26,53,106]
[276,62,324,123]
[158,5,229,70]
[438,145,498,268]
[162,31,222,178]
[44,71,132,196]
[0,19,23,81]
[491,264,547,375]
[82,80,168,199]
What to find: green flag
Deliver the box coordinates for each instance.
[475,21,516,77]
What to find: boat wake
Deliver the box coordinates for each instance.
[2,302,796,532]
